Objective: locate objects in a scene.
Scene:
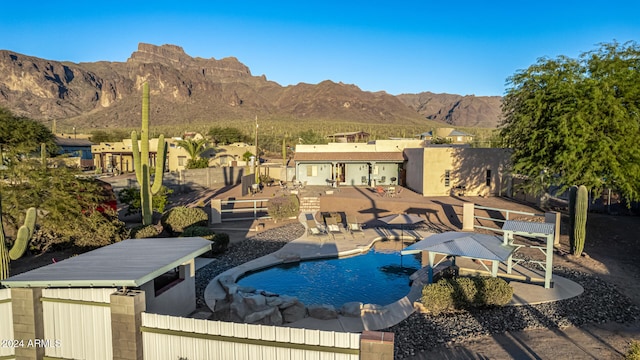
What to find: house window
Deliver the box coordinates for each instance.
[444,170,451,187]
[306,165,318,177]
[178,156,187,166]
[486,169,492,186]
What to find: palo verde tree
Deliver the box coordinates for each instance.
[500,41,640,202]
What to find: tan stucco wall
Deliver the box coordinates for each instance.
[418,147,511,197]
[404,148,425,194]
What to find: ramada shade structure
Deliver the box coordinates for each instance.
[1,237,211,288]
[379,213,425,238]
[401,231,518,284]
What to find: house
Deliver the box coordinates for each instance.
[326,131,370,143]
[416,128,474,144]
[294,139,511,197]
[293,140,422,186]
[54,137,94,169]
[404,147,511,197]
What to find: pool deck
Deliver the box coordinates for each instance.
[204,212,583,333]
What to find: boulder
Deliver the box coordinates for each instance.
[244,294,267,311]
[340,302,363,317]
[308,304,338,320]
[282,302,307,323]
[218,275,238,295]
[277,295,299,309]
[266,297,284,307]
[244,307,283,326]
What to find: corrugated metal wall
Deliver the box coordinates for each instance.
[0,288,14,358]
[42,288,116,360]
[142,313,361,360]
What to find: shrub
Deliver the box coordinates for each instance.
[118,186,173,216]
[161,206,208,235]
[131,224,161,239]
[180,226,229,256]
[626,340,640,360]
[476,277,514,306]
[421,276,513,314]
[267,195,299,220]
[421,278,455,315]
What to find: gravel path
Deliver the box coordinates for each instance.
[195,225,640,359]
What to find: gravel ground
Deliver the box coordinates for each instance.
[386,263,640,359]
[195,225,640,359]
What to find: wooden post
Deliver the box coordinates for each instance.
[462,202,474,231]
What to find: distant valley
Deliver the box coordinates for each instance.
[0,43,502,131]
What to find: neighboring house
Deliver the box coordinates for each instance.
[326,131,370,143]
[54,137,94,169]
[404,147,511,197]
[416,127,474,144]
[211,142,256,167]
[293,140,422,186]
[92,137,255,173]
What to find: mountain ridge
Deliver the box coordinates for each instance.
[0,43,502,129]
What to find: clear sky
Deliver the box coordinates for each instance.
[1,1,637,96]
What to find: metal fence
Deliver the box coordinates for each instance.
[141,313,360,360]
[220,198,271,221]
[473,205,545,233]
[0,288,14,358]
[42,288,116,360]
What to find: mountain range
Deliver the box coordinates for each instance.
[0,43,502,130]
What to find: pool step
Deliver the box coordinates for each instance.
[299,197,321,213]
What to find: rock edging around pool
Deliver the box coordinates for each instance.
[204,234,425,330]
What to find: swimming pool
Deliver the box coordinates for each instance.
[236,240,422,308]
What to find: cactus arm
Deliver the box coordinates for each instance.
[8,207,36,261]
[1,214,8,280]
[151,134,166,195]
[132,130,143,185]
[41,143,47,167]
[568,185,577,253]
[141,165,152,226]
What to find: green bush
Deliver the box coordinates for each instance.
[626,340,640,360]
[477,277,514,306]
[131,224,161,239]
[161,206,209,235]
[180,226,229,255]
[421,279,455,315]
[421,276,513,314]
[267,195,300,220]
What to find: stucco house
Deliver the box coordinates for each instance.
[294,139,511,196]
[417,127,474,144]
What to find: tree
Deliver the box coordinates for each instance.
[176,138,210,169]
[500,41,640,202]
[208,127,249,145]
[0,108,57,160]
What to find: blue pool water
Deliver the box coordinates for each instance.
[236,241,422,308]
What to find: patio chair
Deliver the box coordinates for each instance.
[386,186,396,197]
[325,216,345,240]
[346,214,365,238]
[375,186,386,197]
[306,219,328,238]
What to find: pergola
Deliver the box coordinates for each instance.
[401,220,556,289]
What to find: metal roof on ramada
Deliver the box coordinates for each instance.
[293,152,404,162]
[1,237,211,288]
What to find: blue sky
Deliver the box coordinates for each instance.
[1,1,638,96]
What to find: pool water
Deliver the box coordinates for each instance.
[236,241,422,308]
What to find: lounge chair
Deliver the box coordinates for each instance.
[375,186,386,197]
[306,219,328,238]
[325,217,345,240]
[346,214,365,238]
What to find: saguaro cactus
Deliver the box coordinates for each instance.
[131,82,167,226]
[1,196,37,280]
[568,185,578,252]
[572,185,588,256]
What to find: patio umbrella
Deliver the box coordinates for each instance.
[378,213,425,239]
